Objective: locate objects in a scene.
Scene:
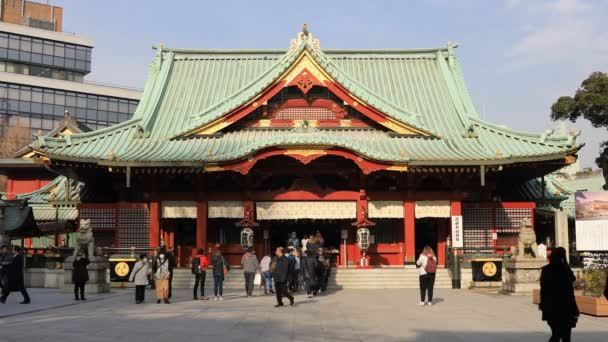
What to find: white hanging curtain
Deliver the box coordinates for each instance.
[368,201,403,218]
[256,201,357,220]
[208,201,243,218]
[161,201,244,218]
[415,201,451,218]
[162,201,196,218]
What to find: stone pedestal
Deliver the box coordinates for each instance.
[62,256,110,294]
[502,257,547,294]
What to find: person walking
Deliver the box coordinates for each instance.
[540,247,579,342]
[211,249,229,301]
[416,245,437,306]
[154,250,171,304]
[0,246,30,304]
[72,250,89,301]
[0,245,12,298]
[130,254,152,304]
[260,254,274,294]
[273,247,294,307]
[192,249,209,300]
[241,248,260,297]
[319,248,331,293]
[302,250,320,298]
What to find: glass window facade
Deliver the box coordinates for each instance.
[0,32,92,74]
[0,83,139,136]
[0,61,85,81]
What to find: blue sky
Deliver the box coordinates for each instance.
[54,0,607,168]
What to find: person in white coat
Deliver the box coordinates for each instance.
[130,254,152,304]
[416,246,437,306]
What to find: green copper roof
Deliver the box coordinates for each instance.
[32,30,579,166]
[2,176,81,221]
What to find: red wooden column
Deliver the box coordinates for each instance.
[149,202,161,249]
[404,199,416,264]
[436,220,448,266]
[196,200,208,253]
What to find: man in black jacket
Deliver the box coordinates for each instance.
[0,246,30,304]
[273,247,294,307]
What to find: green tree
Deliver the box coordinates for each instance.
[551,72,608,189]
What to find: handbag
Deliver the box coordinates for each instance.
[254,272,262,286]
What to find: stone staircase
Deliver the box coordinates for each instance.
[170,267,452,290]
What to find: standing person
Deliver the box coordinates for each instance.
[0,246,30,304]
[315,231,325,247]
[149,248,158,289]
[273,247,294,307]
[416,246,437,306]
[302,250,320,298]
[165,248,176,299]
[301,235,309,254]
[211,249,229,301]
[154,250,171,304]
[289,248,301,293]
[72,250,89,301]
[306,235,319,257]
[130,254,151,304]
[540,247,579,342]
[320,248,331,293]
[241,248,260,297]
[192,249,209,300]
[260,253,274,294]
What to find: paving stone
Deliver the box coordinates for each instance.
[1,288,607,341]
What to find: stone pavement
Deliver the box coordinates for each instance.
[1,288,607,341]
[0,288,120,318]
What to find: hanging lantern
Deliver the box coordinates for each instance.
[240,227,254,250]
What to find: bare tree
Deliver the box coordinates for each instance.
[0,122,33,191]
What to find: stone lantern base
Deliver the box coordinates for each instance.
[502,257,547,294]
[62,256,110,294]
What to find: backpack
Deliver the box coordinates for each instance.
[191,257,200,274]
[424,255,437,274]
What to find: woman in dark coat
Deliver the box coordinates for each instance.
[539,247,579,342]
[72,251,90,301]
[301,250,320,298]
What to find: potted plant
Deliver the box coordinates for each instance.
[575,269,608,317]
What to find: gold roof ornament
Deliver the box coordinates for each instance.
[496,150,503,159]
[108,150,116,161]
[302,23,309,36]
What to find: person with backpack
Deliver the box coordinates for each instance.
[130,254,152,304]
[192,249,209,300]
[416,245,437,306]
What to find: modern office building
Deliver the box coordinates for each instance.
[0,0,141,142]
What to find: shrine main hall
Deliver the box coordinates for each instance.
[26,28,580,267]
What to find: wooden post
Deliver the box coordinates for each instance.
[404,199,415,264]
[196,201,208,251]
[436,220,448,266]
[149,202,161,248]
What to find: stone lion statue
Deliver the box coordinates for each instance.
[515,217,539,258]
[73,218,96,258]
